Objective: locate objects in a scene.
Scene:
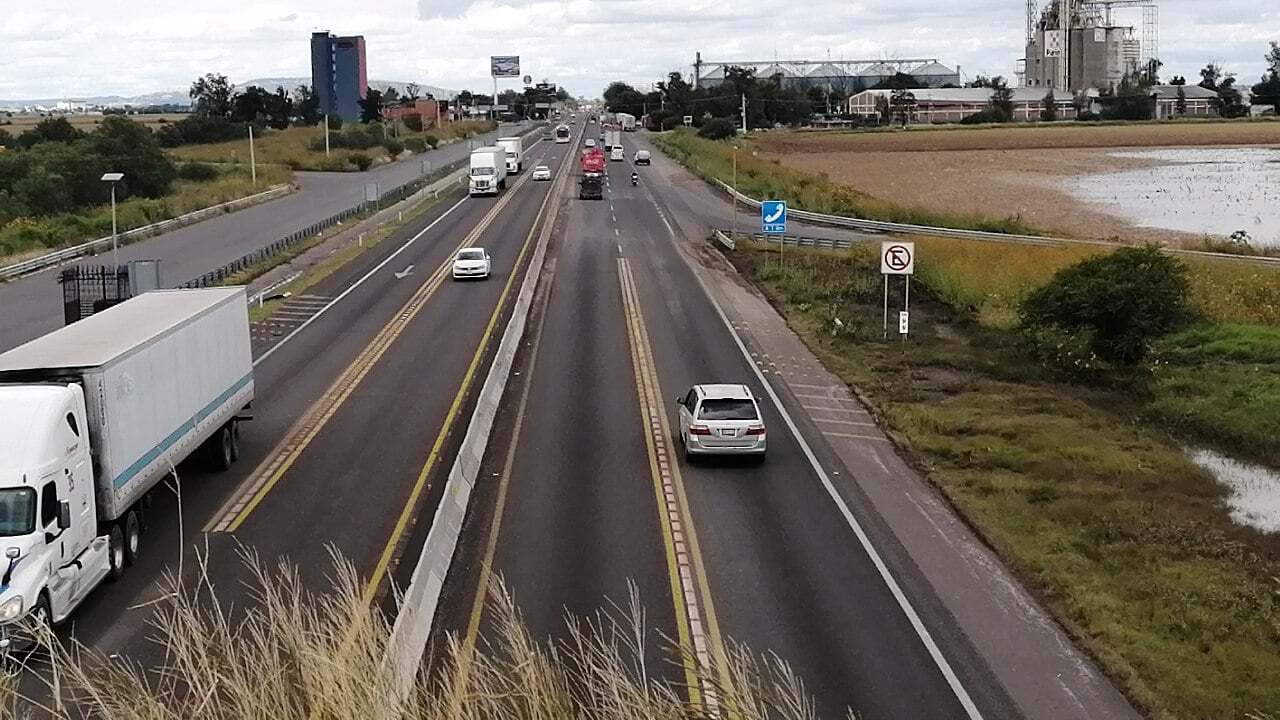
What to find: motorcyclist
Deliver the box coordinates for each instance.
[631,172,639,186]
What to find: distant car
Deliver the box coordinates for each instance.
[676,384,767,461]
[452,247,491,280]
[532,164,552,181]
[584,139,597,148]
[610,147,625,162]
[633,150,651,165]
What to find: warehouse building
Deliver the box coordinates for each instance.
[693,53,961,92]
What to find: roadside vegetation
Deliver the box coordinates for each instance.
[653,130,1037,234]
[0,116,290,264]
[2,556,814,719]
[723,235,1280,718]
[168,120,496,172]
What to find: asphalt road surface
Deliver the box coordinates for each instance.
[0,122,531,353]
[429,142,1016,718]
[29,130,575,689]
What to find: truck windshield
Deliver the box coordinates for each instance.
[0,488,36,537]
[470,167,494,176]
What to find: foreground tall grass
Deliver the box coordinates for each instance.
[652,130,1036,235]
[2,554,818,719]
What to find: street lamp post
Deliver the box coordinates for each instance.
[101,172,124,269]
[732,146,739,245]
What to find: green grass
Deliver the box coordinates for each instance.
[728,240,1280,720]
[652,129,1038,235]
[0,164,293,262]
[168,121,497,172]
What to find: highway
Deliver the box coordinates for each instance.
[42,127,578,676]
[0,122,530,353]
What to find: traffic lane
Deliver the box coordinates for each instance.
[465,183,679,659]
[224,149,565,603]
[612,191,973,718]
[60,137,564,662]
[57,181,497,665]
[0,123,531,352]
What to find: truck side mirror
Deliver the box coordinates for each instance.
[58,502,71,531]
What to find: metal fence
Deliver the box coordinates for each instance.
[181,160,468,289]
[60,265,131,325]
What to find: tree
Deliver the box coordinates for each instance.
[91,116,176,198]
[875,95,892,125]
[1170,75,1187,86]
[1198,62,1223,91]
[405,83,421,101]
[1041,90,1058,121]
[1099,71,1156,120]
[383,87,401,106]
[189,73,234,117]
[230,86,271,125]
[359,89,384,123]
[889,88,916,126]
[1216,75,1249,118]
[1251,41,1280,113]
[968,75,995,88]
[988,76,1015,122]
[16,116,83,148]
[293,85,321,126]
[0,128,11,148]
[1175,85,1187,115]
[1141,58,1163,86]
[697,117,736,140]
[603,81,646,114]
[873,73,920,91]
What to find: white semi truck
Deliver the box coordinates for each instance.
[0,288,253,647]
[469,146,508,196]
[496,136,524,174]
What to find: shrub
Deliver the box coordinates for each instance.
[382,138,404,156]
[402,137,427,153]
[959,109,1005,125]
[156,115,243,147]
[177,162,220,181]
[697,117,737,140]
[402,114,424,132]
[423,134,439,149]
[337,126,379,150]
[348,152,373,171]
[1020,246,1192,365]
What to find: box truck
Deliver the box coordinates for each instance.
[604,129,622,152]
[0,288,254,648]
[496,136,524,174]
[469,146,508,196]
[579,149,605,200]
[617,113,637,131]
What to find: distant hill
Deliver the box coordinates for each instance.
[0,78,457,111]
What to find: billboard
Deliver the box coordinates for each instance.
[1044,30,1064,58]
[491,56,521,77]
[535,82,557,93]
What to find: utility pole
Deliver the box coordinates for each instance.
[740,94,747,133]
[248,124,257,185]
[323,114,330,156]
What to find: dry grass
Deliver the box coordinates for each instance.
[1,553,819,720]
[758,119,1280,154]
[0,113,188,134]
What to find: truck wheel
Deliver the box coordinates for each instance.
[108,524,126,580]
[210,426,234,472]
[123,511,142,567]
[229,420,241,463]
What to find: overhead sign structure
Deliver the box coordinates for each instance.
[761,200,787,234]
[491,56,521,77]
[880,241,915,275]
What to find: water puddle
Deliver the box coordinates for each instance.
[1066,147,1280,247]
[1188,448,1280,533]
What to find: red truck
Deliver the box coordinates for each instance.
[580,149,606,200]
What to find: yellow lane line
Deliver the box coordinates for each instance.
[359,134,575,606]
[205,158,541,534]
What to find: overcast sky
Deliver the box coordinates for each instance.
[1,0,1276,100]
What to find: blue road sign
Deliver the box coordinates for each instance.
[761,200,787,234]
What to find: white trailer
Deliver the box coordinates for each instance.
[469,146,508,196]
[617,113,637,131]
[496,136,524,174]
[0,288,253,647]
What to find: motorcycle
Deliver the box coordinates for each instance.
[631,173,639,187]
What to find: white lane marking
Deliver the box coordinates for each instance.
[814,417,879,428]
[394,264,415,279]
[793,392,860,402]
[822,432,892,442]
[252,195,468,367]
[787,382,840,390]
[656,211,987,720]
[615,228,621,237]
[804,405,872,416]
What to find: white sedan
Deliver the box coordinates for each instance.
[452,247,491,280]
[584,139,597,148]
[532,164,552,181]
[676,384,767,462]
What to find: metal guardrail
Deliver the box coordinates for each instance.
[711,179,1280,268]
[0,185,293,282]
[721,231,855,250]
[182,163,469,289]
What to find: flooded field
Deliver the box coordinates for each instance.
[1189,448,1280,533]
[1067,148,1280,247]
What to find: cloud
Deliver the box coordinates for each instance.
[2,0,1277,101]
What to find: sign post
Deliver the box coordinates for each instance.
[880,241,915,339]
[761,200,787,263]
